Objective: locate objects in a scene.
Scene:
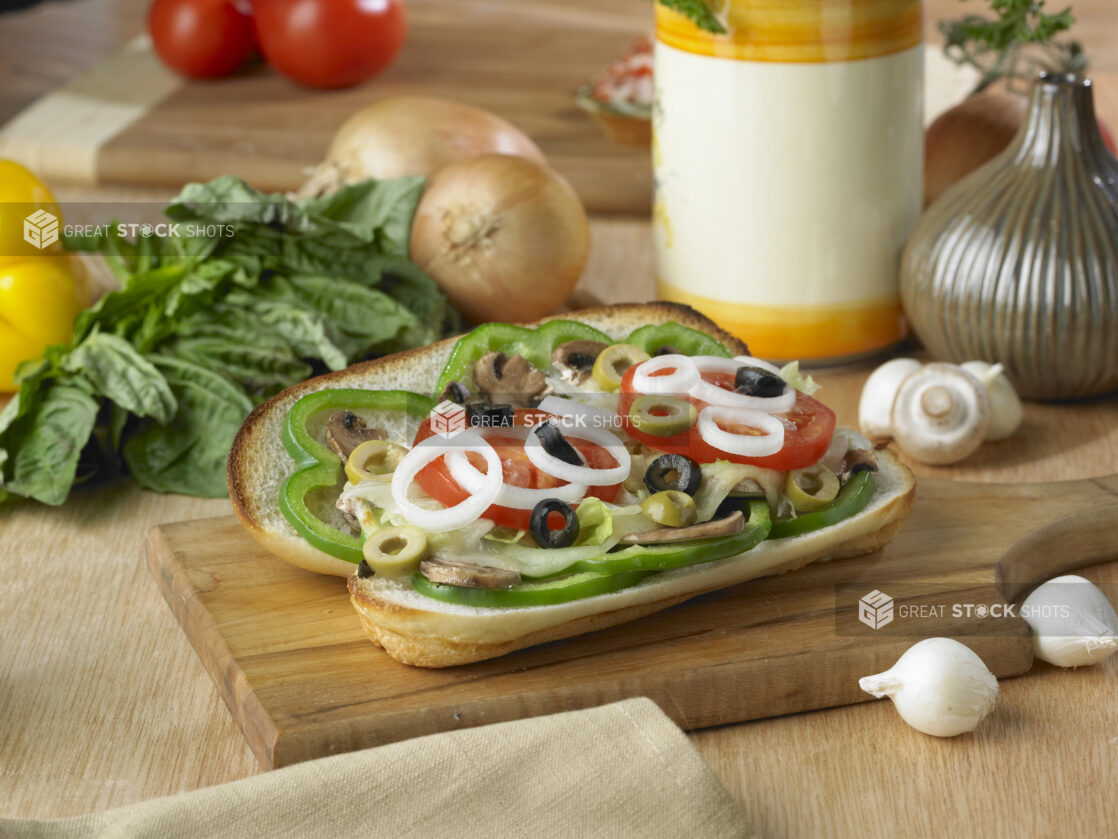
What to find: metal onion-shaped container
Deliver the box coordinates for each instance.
[901,72,1118,400]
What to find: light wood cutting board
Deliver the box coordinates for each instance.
[146,472,1118,770]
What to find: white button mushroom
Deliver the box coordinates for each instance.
[960,361,1024,442]
[858,358,922,441]
[889,363,991,465]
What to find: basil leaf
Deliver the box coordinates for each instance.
[4,173,451,503]
[284,274,417,345]
[8,380,100,505]
[65,333,177,424]
[122,357,253,497]
[170,337,311,395]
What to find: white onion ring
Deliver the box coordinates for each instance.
[631,354,701,396]
[697,406,785,458]
[444,448,589,509]
[732,356,784,376]
[537,395,618,429]
[523,419,630,486]
[390,431,502,532]
[691,356,796,413]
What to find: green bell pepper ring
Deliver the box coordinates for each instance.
[279,388,435,563]
[434,320,612,393]
[564,498,770,575]
[412,568,652,608]
[768,470,877,540]
[411,499,771,608]
[433,319,734,393]
[624,323,733,358]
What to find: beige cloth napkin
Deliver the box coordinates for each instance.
[3,698,754,838]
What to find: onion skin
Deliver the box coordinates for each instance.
[924,91,1027,208]
[305,96,546,192]
[409,154,590,324]
[926,89,1118,208]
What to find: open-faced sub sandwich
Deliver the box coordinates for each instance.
[228,303,915,667]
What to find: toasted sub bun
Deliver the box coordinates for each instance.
[227,303,914,667]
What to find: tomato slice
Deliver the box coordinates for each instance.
[412,409,621,530]
[617,364,836,471]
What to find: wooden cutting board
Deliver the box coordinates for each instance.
[0,0,653,214]
[146,472,1118,770]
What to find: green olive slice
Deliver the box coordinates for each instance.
[628,394,697,437]
[362,525,429,577]
[592,343,651,392]
[346,440,408,484]
[641,490,698,528]
[784,466,840,513]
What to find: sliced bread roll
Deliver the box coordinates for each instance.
[227,302,914,667]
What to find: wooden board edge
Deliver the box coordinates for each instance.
[145,522,282,769]
[267,626,1035,767]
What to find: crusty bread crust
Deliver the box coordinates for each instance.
[226,301,915,667]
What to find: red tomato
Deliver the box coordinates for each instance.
[253,0,406,89]
[1099,119,1118,156]
[618,365,836,471]
[148,0,256,79]
[412,410,621,531]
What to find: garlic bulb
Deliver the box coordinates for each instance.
[859,638,999,737]
[961,361,1024,442]
[858,358,922,441]
[1022,574,1118,667]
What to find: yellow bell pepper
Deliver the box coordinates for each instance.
[0,160,87,391]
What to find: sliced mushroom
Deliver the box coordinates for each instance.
[325,411,387,461]
[334,493,362,535]
[419,558,522,589]
[620,510,745,544]
[842,448,879,475]
[730,478,765,497]
[551,340,608,385]
[474,352,550,408]
[890,363,990,465]
[440,381,472,405]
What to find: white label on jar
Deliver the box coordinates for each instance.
[653,42,924,307]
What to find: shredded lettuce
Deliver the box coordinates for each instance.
[574,497,613,546]
[484,526,527,544]
[780,361,821,396]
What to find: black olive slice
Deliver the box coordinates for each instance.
[440,381,472,404]
[467,402,514,429]
[533,421,583,466]
[644,453,702,496]
[356,559,375,579]
[734,366,786,398]
[529,499,581,549]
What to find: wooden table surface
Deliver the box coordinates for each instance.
[2,2,1117,836]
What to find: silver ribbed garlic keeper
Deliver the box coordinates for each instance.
[901,72,1118,400]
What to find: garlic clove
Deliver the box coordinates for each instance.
[961,361,1024,442]
[859,637,999,737]
[858,358,923,441]
[1021,574,1118,668]
[890,363,991,465]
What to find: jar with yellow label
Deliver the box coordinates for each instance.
[653,1,924,362]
